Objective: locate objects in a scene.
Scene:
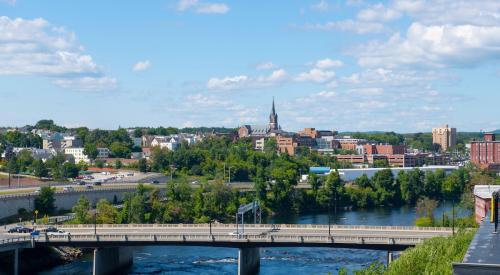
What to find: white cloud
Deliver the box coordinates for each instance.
[314,58,343,69]
[52,76,117,92]
[355,22,500,68]
[357,3,401,22]
[349,87,384,95]
[132,60,151,72]
[341,68,443,86]
[256,61,276,70]
[295,68,335,83]
[393,0,500,26]
[311,0,329,12]
[0,0,16,5]
[0,16,116,91]
[302,20,385,34]
[177,0,229,14]
[207,69,287,90]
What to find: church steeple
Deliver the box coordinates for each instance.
[269,97,278,130]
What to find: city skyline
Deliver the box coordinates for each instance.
[0,0,499,132]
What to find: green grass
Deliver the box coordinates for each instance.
[343,229,476,275]
[386,229,476,275]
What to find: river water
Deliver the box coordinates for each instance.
[40,203,465,274]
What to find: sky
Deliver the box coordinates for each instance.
[0,0,499,132]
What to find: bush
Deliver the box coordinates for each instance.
[415,216,433,227]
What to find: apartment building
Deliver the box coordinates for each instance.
[432,124,457,151]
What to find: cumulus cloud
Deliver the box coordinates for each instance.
[52,76,117,92]
[177,0,229,14]
[256,61,277,70]
[314,58,343,69]
[355,22,500,68]
[357,3,401,22]
[295,68,335,83]
[0,16,116,91]
[132,60,151,72]
[302,20,385,34]
[311,0,330,12]
[207,69,287,90]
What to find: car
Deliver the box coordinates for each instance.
[44,226,58,233]
[151,180,160,184]
[8,226,33,233]
[34,187,41,194]
[85,185,93,190]
[63,186,74,192]
[47,230,70,236]
[93,181,102,186]
[30,230,40,236]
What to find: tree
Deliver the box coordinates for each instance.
[61,162,79,179]
[7,155,19,174]
[96,199,118,224]
[34,186,56,215]
[398,169,424,204]
[355,174,372,188]
[72,196,91,223]
[372,169,399,205]
[94,159,105,168]
[318,170,343,208]
[110,141,131,158]
[138,158,148,173]
[83,143,98,163]
[373,159,390,168]
[308,173,321,194]
[114,159,123,169]
[32,159,48,179]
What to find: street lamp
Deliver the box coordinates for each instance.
[94,200,97,235]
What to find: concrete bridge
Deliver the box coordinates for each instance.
[1,223,453,275]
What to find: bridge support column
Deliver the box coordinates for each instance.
[387,251,393,266]
[238,247,260,275]
[93,247,133,275]
[13,248,19,275]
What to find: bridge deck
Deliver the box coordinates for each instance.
[30,224,453,251]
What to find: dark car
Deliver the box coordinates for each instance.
[151,180,160,184]
[8,226,32,233]
[92,181,102,186]
[44,226,58,233]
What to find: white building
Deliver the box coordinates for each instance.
[1,147,57,162]
[254,138,265,151]
[64,147,110,163]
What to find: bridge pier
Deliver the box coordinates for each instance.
[13,248,19,275]
[387,250,393,266]
[93,247,133,275]
[238,247,260,275]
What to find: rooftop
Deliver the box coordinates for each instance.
[473,185,500,199]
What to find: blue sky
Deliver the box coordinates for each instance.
[0,0,499,132]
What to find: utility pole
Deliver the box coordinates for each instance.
[228,167,231,183]
[452,202,455,236]
[94,200,97,235]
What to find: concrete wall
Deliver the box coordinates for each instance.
[0,188,136,220]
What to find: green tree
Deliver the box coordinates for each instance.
[114,159,123,169]
[72,196,91,223]
[308,173,321,194]
[34,186,56,215]
[32,159,48,179]
[83,143,98,163]
[94,159,105,168]
[373,159,389,168]
[355,174,372,188]
[138,158,148,173]
[398,169,424,204]
[96,199,118,224]
[110,141,131,158]
[61,162,79,178]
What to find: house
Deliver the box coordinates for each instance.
[474,185,500,223]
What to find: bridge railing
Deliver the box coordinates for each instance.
[0,236,30,245]
[36,233,427,246]
[58,223,452,232]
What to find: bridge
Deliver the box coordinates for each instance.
[1,223,453,275]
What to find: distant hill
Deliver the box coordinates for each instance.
[493,129,500,134]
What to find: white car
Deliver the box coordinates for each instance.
[63,186,74,192]
[47,230,70,236]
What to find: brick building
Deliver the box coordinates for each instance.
[470,133,500,171]
[276,135,297,155]
[363,144,406,155]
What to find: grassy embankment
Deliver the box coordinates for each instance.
[344,229,476,275]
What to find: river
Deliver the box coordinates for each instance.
[40,202,466,274]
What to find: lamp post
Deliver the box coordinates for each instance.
[452,201,455,236]
[328,201,331,237]
[94,200,97,236]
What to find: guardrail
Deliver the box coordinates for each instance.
[36,233,427,246]
[58,223,453,232]
[0,186,138,199]
[0,236,31,245]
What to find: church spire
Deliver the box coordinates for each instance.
[269,97,278,130]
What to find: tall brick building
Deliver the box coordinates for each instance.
[470,133,500,171]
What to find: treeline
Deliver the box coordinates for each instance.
[71,182,250,224]
[1,151,83,179]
